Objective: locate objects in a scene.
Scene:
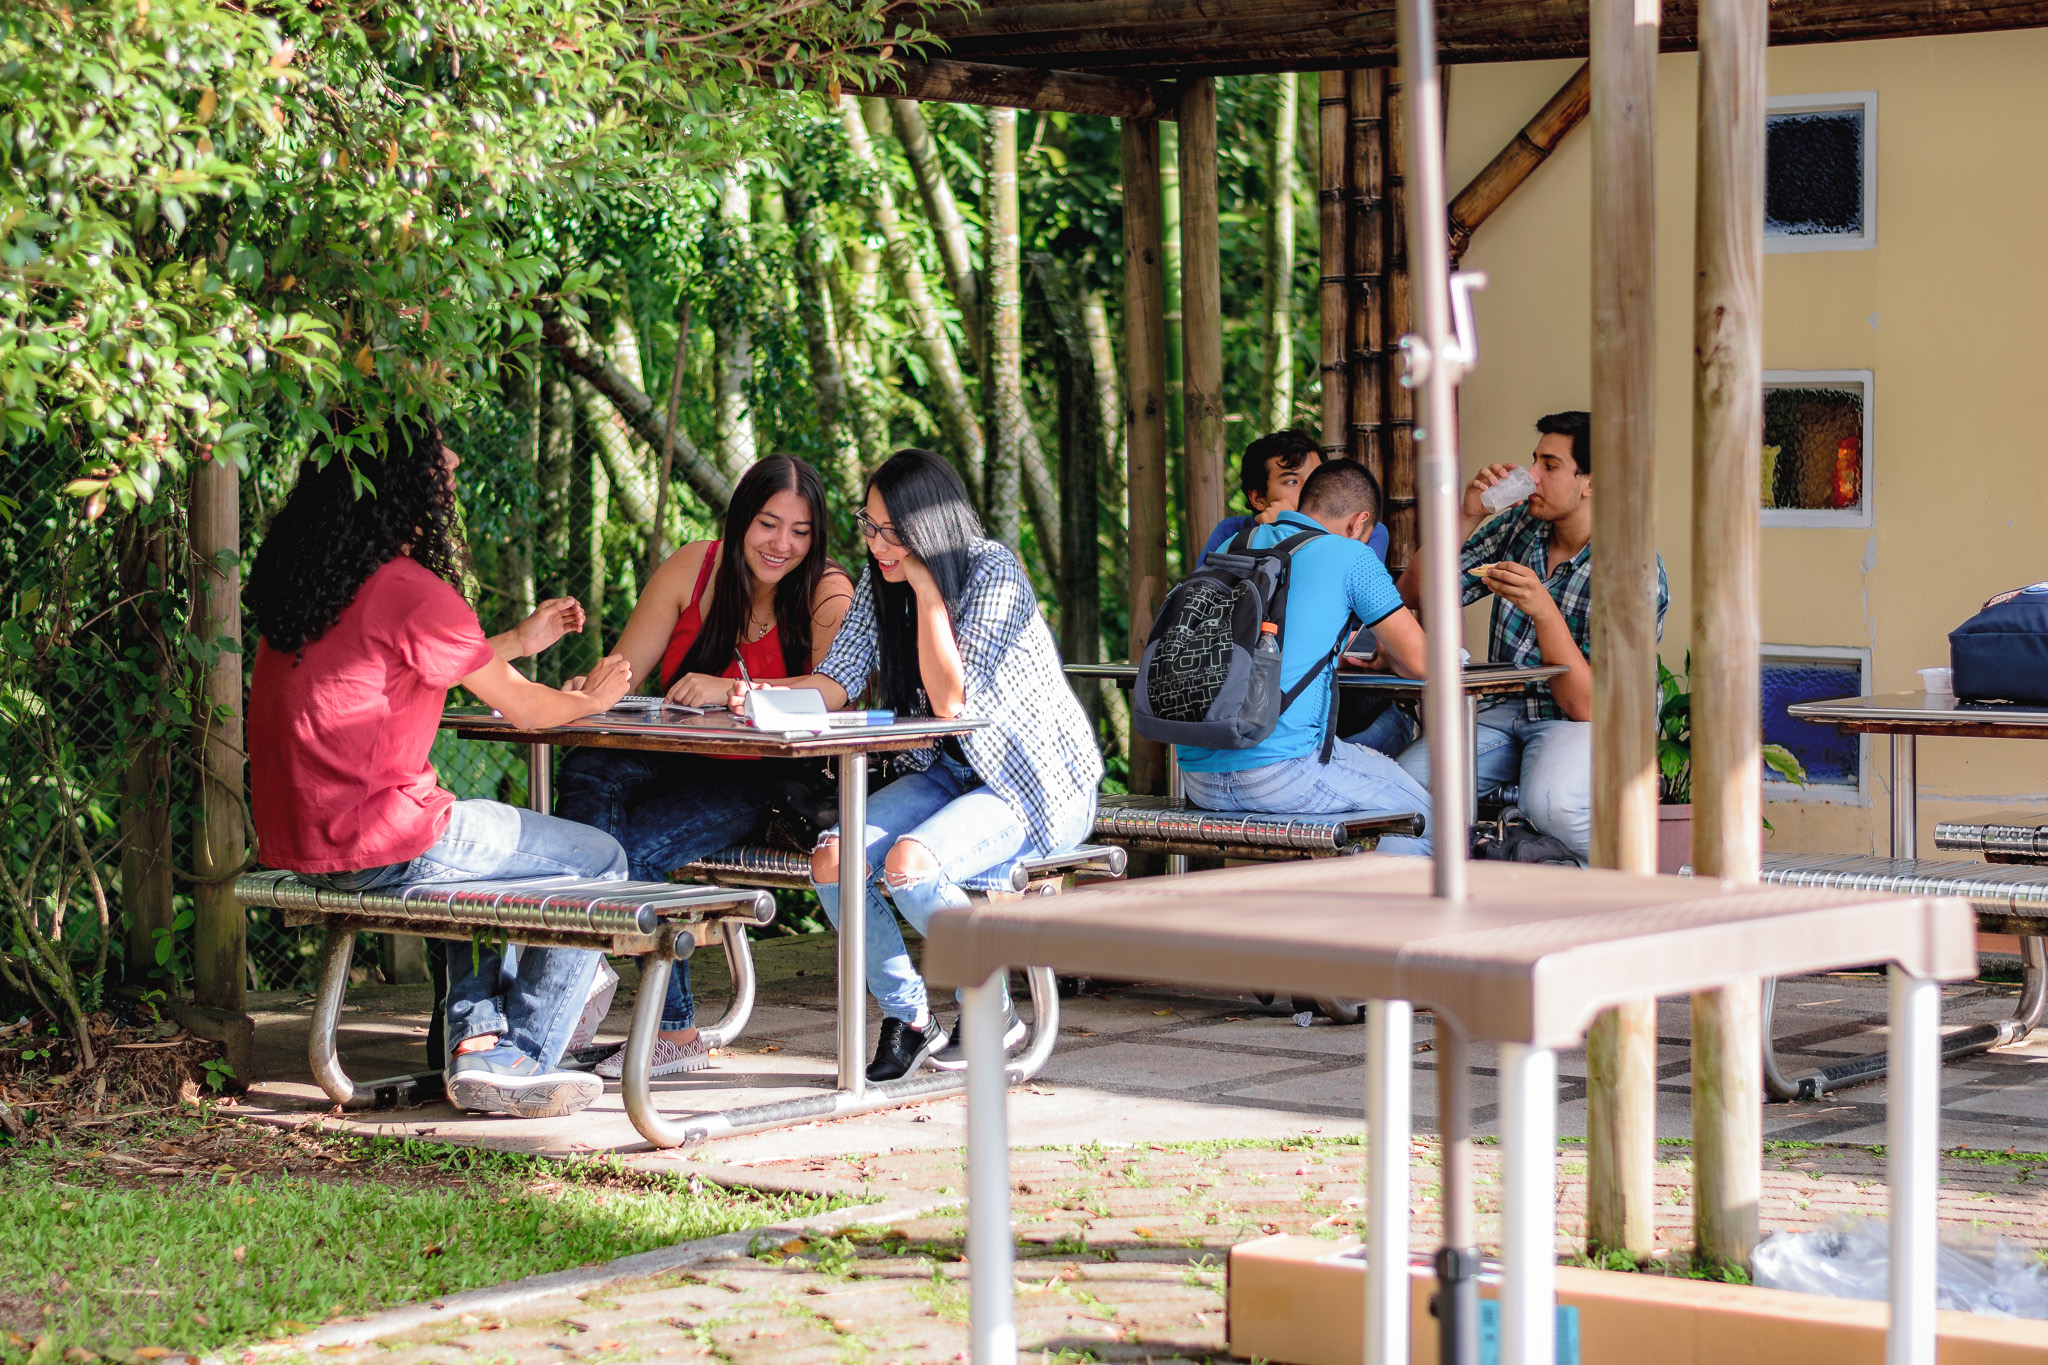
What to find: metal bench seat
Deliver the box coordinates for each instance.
[1935,820,2048,864]
[1092,793,1422,860]
[1735,852,2048,1098]
[233,870,775,1139]
[679,842,1127,894]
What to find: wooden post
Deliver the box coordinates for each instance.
[1159,119,1187,567]
[1122,118,1171,797]
[1691,0,1769,1271]
[1179,76,1227,550]
[1584,0,1662,1259]
[191,457,246,1013]
[1345,69,1389,480]
[1317,71,1351,460]
[1382,68,1418,579]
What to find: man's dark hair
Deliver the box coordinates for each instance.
[1299,458,1382,524]
[1536,410,1592,476]
[1238,427,1319,500]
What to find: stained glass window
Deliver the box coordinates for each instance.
[1764,93,1877,253]
[1761,650,1866,793]
[1761,371,1873,527]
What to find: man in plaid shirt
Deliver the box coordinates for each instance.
[1392,410,1668,861]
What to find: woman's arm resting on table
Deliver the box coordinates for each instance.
[463,653,635,730]
[489,597,585,661]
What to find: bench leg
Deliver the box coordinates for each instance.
[1365,1000,1412,1365]
[1500,1043,1559,1365]
[621,935,699,1149]
[1886,968,1939,1365]
[307,927,444,1110]
[694,926,759,1051]
[965,971,1019,1364]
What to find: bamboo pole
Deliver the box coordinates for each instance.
[1584,0,1663,1259]
[1449,62,1591,264]
[1383,68,1418,578]
[890,99,985,365]
[1122,118,1171,797]
[190,457,246,1013]
[1259,72,1300,432]
[1345,68,1388,480]
[117,513,173,984]
[1690,0,1769,1271]
[1159,119,1187,567]
[1316,71,1350,460]
[1179,76,1227,550]
[984,107,1025,553]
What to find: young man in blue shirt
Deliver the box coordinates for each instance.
[1198,428,1392,566]
[1176,459,1433,853]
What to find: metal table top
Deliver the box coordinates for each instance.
[1064,661,1567,697]
[1788,692,2048,738]
[441,704,987,760]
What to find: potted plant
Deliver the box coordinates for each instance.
[1656,655,1809,873]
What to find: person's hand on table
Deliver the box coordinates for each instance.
[512,597,585,657]
[666,672,732,708]
[726,678,784,712]
[565,653,633,711]
[1476,561,1562,624]
[1462,463,1523,523]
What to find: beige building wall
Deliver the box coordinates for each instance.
[1447,31,2048,856]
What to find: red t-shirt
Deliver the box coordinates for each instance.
[249,557,496,873]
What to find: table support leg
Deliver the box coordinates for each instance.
[1886,967,1938,1365]
[965,971,1017,1364]
[1890,735,1917,859]
[1166,746,1188,876]
[1465,693,1480,825]
[527,742,552,816]
[1366,1000,1413,1365]
[838,753,869,1096]
[1436,1024,1478,1365]
[1501,1043,1558,1365]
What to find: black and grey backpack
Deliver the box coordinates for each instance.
[1133,526,1353,756]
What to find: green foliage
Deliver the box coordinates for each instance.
[1657,653,1809,805]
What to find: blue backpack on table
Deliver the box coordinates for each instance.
[1951,582,2048,704]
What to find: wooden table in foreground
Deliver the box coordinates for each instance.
[1787,691,2048,857]
[924,856,1974,1365]
[442,704,992,1146]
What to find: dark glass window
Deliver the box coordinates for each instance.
[1765,108,1865,239]
[1762,385,1864,512]
[1761,657,1863,789]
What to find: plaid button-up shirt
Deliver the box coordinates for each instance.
[1459,506,1669,721]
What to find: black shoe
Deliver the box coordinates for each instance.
[929,1001,1025,1072]
[868,1016,947,1083]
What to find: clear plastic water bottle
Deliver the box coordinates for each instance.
[1480,464,1538,512]
[1256,621,1282,657]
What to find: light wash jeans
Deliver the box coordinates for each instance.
[813,752,1096,1024]
[305,800,628,1069]
[1394,701,1592,862]
[1178,740,1433,856]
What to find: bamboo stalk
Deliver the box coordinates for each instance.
[1345,68,1388,479]
[1585,0,1663,1260]
[117,513,173,983]
[984,107,1025,553]
[190,457,246,1013]
[1691,0,1769,1272]
[1382,67,1417,578]
[1449,62,1591,264]
[1159,119,1187,566]
[1178,77,1227,550]
[890,100,985,365]
[1316,71,1349,459]
[1122,117,1171,797]
[1259,72,1300,432]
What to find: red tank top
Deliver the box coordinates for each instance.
[658,541,791,688]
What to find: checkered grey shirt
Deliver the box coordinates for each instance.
[818,539,1102,851]
[1460,505,1669,721]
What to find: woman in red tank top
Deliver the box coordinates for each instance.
[556,456,851,1078]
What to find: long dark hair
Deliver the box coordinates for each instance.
[673,454,835,684]
[866,448,984,717]
[247,417,464,653]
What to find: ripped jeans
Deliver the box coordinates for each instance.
[812,751,1095,1023]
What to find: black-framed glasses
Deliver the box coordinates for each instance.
[856,510,907,549]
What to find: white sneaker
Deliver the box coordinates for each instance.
[446,1045,602,1118]
[595,1032,711,1080]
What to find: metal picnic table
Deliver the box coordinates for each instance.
[441,702,1000,1146]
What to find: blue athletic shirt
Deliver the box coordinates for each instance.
[1177,510,1406,773]
[1200,513,1390,567]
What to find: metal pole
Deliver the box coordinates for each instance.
[1397,0,1469,901]
[1464,693,1480,825]
[1366,1000,1413,1365]
[1886,967,1938,1365]
[1435,1023,1478,1365]
[526,742,552,815]
[1891,735,1918,859]
[837,752,869,1095]
[966,971,1018,1363]
[1501,1043,1559,1365]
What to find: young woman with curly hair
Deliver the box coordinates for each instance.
[554,454,853,1080]
[730,449,1102,1083]
[246,415,636,1119]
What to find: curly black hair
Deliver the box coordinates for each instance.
[246,416,466,653]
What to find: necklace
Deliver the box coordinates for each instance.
[744,611,773,642]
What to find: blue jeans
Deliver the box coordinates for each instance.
[1395,701,1592,862]
[304,800,627,1068]
[1347,702,1417,757]
[813,753,1095,1024]
[556,748,782,1030]
[1178,740,1434,856]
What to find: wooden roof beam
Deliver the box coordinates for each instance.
[848,57,1179,120]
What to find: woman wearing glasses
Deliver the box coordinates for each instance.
[555,454,853,1079]
[731,447,1103,1082]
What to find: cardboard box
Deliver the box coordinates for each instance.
[1227,1235,2048,1365]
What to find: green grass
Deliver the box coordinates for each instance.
[1,1121,846,1362]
